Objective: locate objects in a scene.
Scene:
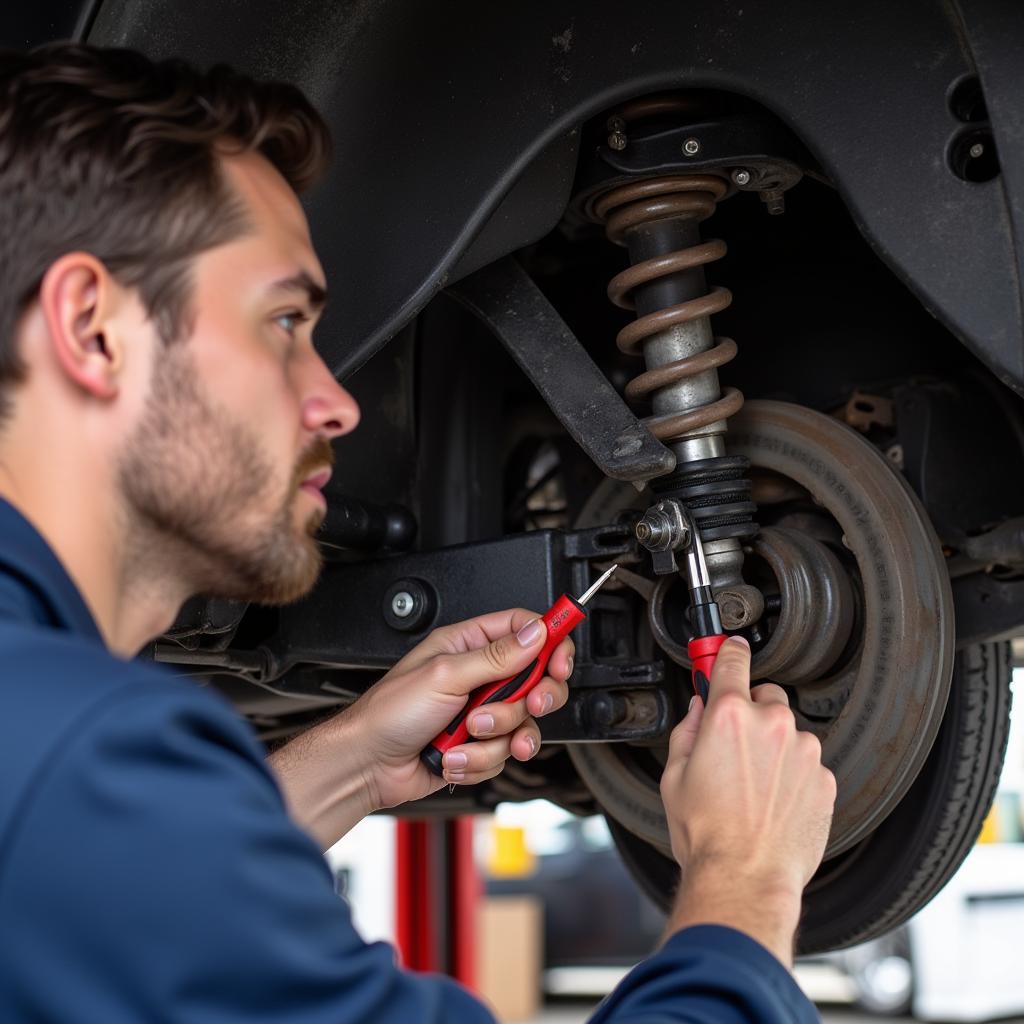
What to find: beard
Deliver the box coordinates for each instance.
[117,347,332,606]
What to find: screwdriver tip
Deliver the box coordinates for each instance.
[577,564,619,606]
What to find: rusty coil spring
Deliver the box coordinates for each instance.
[593,175,744,443]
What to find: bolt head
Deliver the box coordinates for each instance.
[607,130,628,151]
[682,137,701,156]
[732,168,751,186]
[635,521,652,543]
[969,142,985,159]
[391,591,415,618]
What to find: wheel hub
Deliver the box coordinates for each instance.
[569,400,954,859]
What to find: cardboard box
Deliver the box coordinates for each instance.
[477,895,543,1022]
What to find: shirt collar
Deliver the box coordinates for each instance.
[0,497,104,643]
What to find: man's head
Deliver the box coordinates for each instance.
[0,43,359,611]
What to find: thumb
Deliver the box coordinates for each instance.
[705,635,753,704]
[440,617,548,696]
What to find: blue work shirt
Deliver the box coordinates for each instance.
[0,497,819,1022]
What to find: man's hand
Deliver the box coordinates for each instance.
[659,636,836,967]
[269,609,573,849]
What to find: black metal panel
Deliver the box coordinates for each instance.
[952,573,1024,648]
[269,531,572,673]
[0,1,98,48]
[87,0,1024,393]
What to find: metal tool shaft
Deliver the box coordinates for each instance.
[578,564,618,605]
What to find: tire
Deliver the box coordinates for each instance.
[608,641,1012,954]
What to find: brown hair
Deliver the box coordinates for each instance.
[0,42,331,416]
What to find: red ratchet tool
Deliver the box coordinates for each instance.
[421,564,619,777]
[682,514,728,703]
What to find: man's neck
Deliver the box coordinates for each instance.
[0,452,186,657]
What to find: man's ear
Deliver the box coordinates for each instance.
[37,253,125,400]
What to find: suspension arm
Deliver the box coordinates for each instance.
[448,257,675,483]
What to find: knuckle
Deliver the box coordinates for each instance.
[754,683,789,706]
[482,637,511,674]
[708,691,747,725]
[797,729,823,759]
[426,656,454,689]
[764,703,795,732]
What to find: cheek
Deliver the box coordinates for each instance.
[191,330,304,462]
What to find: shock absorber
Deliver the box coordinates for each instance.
[591,173,760,621]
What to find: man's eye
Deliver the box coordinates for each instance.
[274,310,309,336]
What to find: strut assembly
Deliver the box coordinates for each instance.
[582,94,804,627]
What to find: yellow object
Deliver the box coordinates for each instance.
[977,803,998,845]
[487,824,536,878]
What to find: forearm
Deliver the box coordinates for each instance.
[664,863,802,969]
[267,708,378,851]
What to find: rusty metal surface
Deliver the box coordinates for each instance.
[750,527,855,685]
[591,174,743,444]
[569,400,954,861]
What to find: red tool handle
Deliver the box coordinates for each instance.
[421,594,585,777]
[687,633,727,703]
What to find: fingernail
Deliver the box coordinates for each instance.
[566,656,574,677]
[542,692,554,714]
[446,772,465,783]
[445,751,468,770]
[688,695,699,713]
[517,618,543,646]
[471,712,494,735]
[525,734,537,756]
[730,635,750,650]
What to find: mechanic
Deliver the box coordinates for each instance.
[0,43,836,1023]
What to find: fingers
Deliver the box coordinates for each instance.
[666,694,706,766]
[705,636,753,704]
[751,682,789,707]
[389,607,543,675]
[441,728,538,784]
[466,673,568,739]
[431,617,550,697]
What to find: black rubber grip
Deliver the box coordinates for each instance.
[421,745,445,777]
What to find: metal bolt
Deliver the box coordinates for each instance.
[390,591,415,618]
[635,500,691,553]
[682,137,701,156]
[759,188,786,215]
[969,142,985,159]
[607,130,628,151]
[732,168,751,186]
[716,584,765,631]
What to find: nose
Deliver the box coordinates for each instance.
[300,352,361,439]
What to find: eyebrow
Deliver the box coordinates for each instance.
[268,270,328,312]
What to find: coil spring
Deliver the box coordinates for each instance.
[593,172,757,543]
[594,175,743,441]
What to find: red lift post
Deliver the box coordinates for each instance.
[395,816,479,987]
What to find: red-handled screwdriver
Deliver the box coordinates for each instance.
[421,564,619,777]
[682,520,727,703]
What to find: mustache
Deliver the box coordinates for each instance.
[292,437,335,490]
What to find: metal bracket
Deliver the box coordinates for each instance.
[449,257,675,483]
